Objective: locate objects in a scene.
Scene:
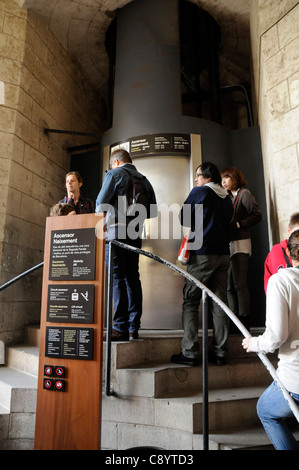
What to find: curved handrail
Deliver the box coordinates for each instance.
[105,240,299,429]
[2,244,298,447]
[0,262,44,292]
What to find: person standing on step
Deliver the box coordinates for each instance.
[96,148,157,341]
[171,161,233,367]
[221,167,261,332]
[59,171,94,214]
[242,229,299,450]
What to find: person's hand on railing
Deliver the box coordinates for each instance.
[242,337,252,352]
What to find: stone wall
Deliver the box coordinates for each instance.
[0,0,104,344]
[250,0,299,244]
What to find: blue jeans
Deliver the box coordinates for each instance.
[257,381,299,450]
[105,230,142,334]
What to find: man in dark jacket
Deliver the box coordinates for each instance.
[171,162,233,366]
[96,148,157,341]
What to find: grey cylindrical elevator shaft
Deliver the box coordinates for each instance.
[101,0,269,329]
[112,0,181,138]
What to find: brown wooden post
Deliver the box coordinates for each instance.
[34,214,105,450]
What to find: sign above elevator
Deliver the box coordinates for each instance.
[111,133,191,157]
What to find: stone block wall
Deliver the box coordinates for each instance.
[0,0,104,344]
[251,0,299,244]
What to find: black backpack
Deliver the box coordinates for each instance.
[122,168,151,218]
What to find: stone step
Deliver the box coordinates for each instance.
[207,426,299,450]
[24,324,40,347]
[109,356,274,398]
[104,330,266,370]
[0,367,37,412]
[2,326,291,451]
[0,367,37,449]
[102,385,264,434]
[102,387,270,450]
[101,330,284,451]
[5,345,39,377]
[156,386,265,433]
[102,420,197,450]
[0,403,9,414]
[0,438,35,451]
[102,421,299,451]
[0,325,39,451]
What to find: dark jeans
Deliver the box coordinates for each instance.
[182,253,230,358]
[105,231,142,334]
[227,252,250,317]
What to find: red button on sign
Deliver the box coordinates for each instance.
[54,366,65,377]
[43,378,54,390]
[54,379,65,391]
[44,365,54,377]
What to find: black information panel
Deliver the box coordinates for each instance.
[45,326,94,360]
[47,284,94,323]
[111,133,191,157]
[49,228,96,281]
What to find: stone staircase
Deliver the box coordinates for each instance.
[0,325,39,450]
[101,329,281,450]
[0,325,298,450]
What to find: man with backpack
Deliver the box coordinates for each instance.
[96,148,157,341]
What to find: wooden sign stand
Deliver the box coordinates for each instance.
[34,214,105,450]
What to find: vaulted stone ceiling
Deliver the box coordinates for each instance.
[17,0,251,99]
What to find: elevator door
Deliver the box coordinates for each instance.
[133,155,191,329]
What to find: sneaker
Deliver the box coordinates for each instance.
[103,329,129,342]
[170,352,199,367]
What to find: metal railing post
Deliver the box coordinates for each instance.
[105,241,114,396]
[202,290,209,450]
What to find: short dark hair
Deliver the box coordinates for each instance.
[220,167,247,190]
[287,229,299,261]
[65,171,83,184]
[289,212,299,230]
[198,162,222,185]
[50,203,75,216]
[110,148,132,165]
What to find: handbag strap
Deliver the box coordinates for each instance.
[233,189,243,208]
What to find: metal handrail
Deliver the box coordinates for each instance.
[0,261,44,365]
[2,247,297,448]
[0,262,44,292]
[105,239,299,450]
